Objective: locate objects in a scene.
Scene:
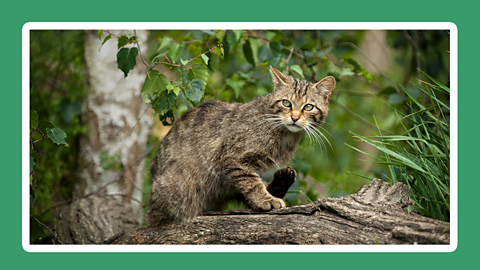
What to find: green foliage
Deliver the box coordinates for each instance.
[347,72,450,221]
[117,47,139,77]
[46,127,69,147]
[30,30,86,243]
[30,110,70,242]
[141,70,169,103]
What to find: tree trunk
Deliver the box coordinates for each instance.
[55,30,152,244]
[109,179,449,245]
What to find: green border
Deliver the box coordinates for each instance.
[3,0,472,269]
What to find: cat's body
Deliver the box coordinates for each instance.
[146,66,335,225]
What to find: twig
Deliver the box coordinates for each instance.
[33,132,47,143]
[150,45,219,72]
[101,193,147,207]
[134,30,150,69]
[120,103,151,142]
[31,215,62,244]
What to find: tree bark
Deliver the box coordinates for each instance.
[55,30,152,244]
[109,179,450,245]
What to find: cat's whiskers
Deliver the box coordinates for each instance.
[256,114,283,127]
[302,124,314,148]
[306,122,334,153]
[304,124,326,153]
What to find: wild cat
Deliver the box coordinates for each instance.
[146,66,335,225]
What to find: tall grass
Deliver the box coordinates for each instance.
[347,71,450,222]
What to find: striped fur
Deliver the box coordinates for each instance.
[146,66,335,225]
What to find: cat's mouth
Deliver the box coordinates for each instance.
[285,123,303,132]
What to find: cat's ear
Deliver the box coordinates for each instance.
[313,76,336,102]
[270,65,291,87]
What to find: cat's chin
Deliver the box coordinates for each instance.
[284,123,303,133]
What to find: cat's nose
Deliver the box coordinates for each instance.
[291,115,299,122]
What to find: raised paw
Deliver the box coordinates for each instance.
[267,167,297,198]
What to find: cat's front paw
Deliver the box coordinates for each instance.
[256,196,285,211]
[273,167,296,186]
[267,167,296,198]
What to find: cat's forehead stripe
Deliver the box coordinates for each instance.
[292,77,310,97]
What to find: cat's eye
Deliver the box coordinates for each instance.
[304,104,314,111]
[282,100,292,107]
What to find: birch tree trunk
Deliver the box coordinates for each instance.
[56,30,152,244]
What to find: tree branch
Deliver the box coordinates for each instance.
[108,179,450,245]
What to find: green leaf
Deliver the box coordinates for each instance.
[150,51,168,67]
[158,37,172,52]
[226,76,246,98]
[227,32,240,51]
[233,30,243,41]
[185,79,204,104]
[172,87,180,96]
[201,54,209,65]
[243,39,255,66]
[360,69,375,81]
[117,47,138,77]
[117,34,136,49]
[97,30,104,40]
[180,58,189,66]
[269,42,282,57]
[340,68,355,77]
[38,120,54,135]
[388,93,406,104]
[117,38,128,50]
[300,39,317,51]
[258,44,273,62]
[100,34,111,50]
[158,109,175,126]
[180,67,188,85]
[379,86,397,95]
[289,65,304,79]
[168,43,181,62]
[344,57,362,72]
[141,70,169,103]
[179,91,192,110]
[316,47,333,57]
[46,127,69,147]
[30,110,38,132]
[214,47,224,58]
[152,91,177,116]
[215,30,225,42]
[188,64,208,86]
[405,87,421,100]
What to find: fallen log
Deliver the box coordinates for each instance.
[109,179,450,244]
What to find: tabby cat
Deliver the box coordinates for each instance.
[146,66,335,225]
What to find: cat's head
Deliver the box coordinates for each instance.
[268,66,336,133]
